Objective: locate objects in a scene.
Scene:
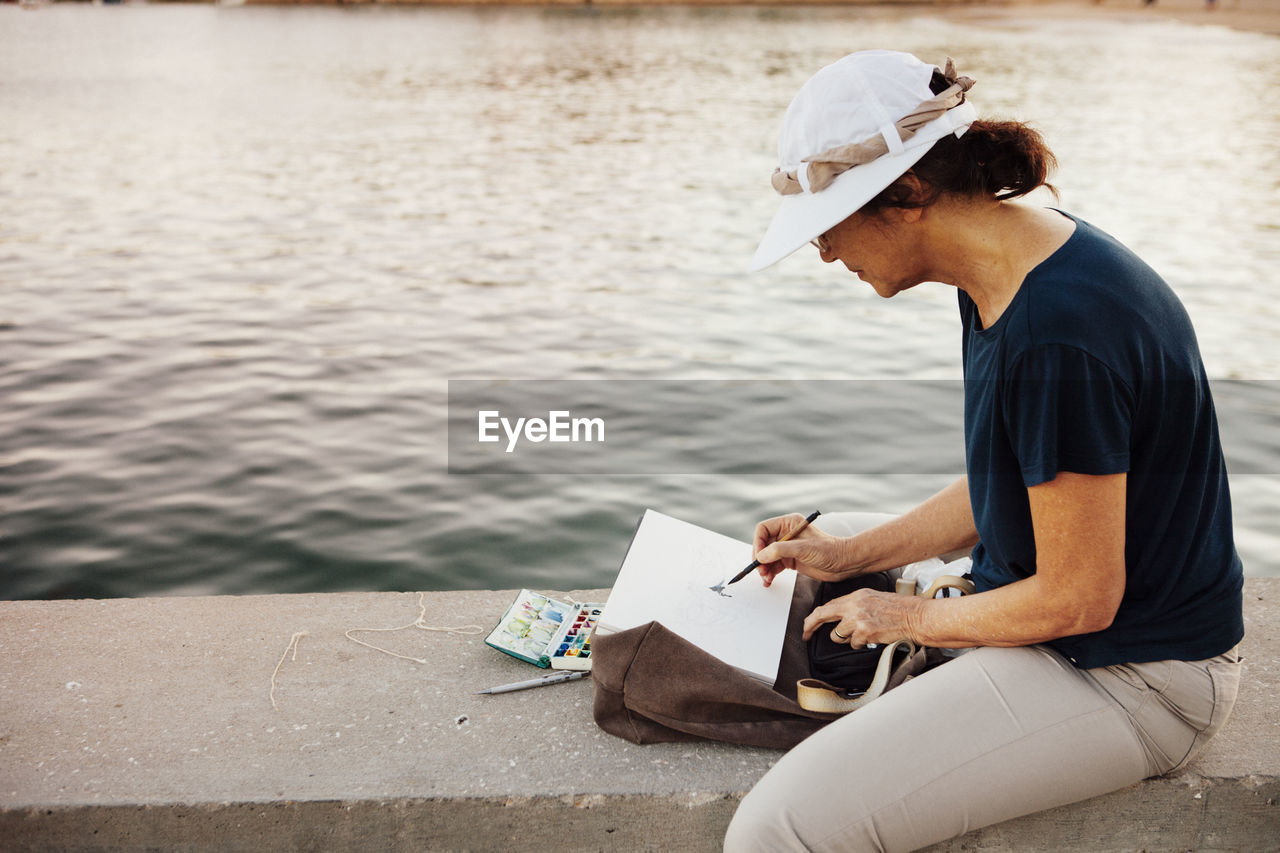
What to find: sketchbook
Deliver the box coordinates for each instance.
[596,508,797,686]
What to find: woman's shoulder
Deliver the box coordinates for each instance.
[1032,212,1171,296]
[1033,213,1147,282]
[1020,213,1193,355]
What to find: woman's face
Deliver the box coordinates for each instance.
[816,209,927,298]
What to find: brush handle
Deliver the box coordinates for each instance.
[726,509,822,586]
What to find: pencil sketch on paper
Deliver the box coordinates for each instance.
[674,545,755,628]
[693,545,738,598]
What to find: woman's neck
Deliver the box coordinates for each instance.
[922,200,1075,329]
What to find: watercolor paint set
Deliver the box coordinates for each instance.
[484,589,604,671]
[545,601,602,671]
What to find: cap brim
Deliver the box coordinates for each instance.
[748,143,932,273]
[749,99,977,273]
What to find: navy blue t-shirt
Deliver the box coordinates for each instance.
[961,212,1243,669]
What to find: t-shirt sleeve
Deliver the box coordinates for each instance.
[1002,344,1134,487]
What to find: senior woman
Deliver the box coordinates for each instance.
[724,51,1244,852]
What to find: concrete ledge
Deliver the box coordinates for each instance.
[2,581,1276,851]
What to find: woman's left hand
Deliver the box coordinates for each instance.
[801,588,922,647]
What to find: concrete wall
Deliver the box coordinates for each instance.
[2,581,1277,851]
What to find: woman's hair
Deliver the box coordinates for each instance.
[864,70,1058,211]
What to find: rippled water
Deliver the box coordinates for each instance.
[2,4,1278,598]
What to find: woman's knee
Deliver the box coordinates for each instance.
[726,789,881,853]
[725,782,797,852]
[723,802,772,853]
[723,715,893,852]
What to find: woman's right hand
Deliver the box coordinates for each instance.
[753,514,855,587]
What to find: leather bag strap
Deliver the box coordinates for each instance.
[918,574,976,599]
[796,639,916,713]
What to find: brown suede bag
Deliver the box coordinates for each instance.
[591,575,945,750]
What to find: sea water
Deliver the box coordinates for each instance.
[2,4,1278,598]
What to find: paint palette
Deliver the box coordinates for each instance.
[484,589,604,671]
[547,603,602,671]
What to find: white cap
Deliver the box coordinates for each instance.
[749,50,977,272]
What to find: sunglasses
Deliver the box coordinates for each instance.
[811,232,832,254]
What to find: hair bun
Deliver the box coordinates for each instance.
[866,119,1057,210]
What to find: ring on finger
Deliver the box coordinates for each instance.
[831,627,849,641]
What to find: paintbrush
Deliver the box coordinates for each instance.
[709,510,822,593]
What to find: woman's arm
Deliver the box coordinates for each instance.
[803,471,1127,648]
[754,476,979,587]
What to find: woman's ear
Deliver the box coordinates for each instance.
[876,171,930,224]
[896,172,930,210]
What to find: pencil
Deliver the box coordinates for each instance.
[718,510,822,589]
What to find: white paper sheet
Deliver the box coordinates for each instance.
[597,508,797,685]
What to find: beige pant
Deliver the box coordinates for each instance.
[724,512,1243,853]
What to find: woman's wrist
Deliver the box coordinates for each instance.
[838,527,909,578]
[901,595,933,646]
[836,534,871,578]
